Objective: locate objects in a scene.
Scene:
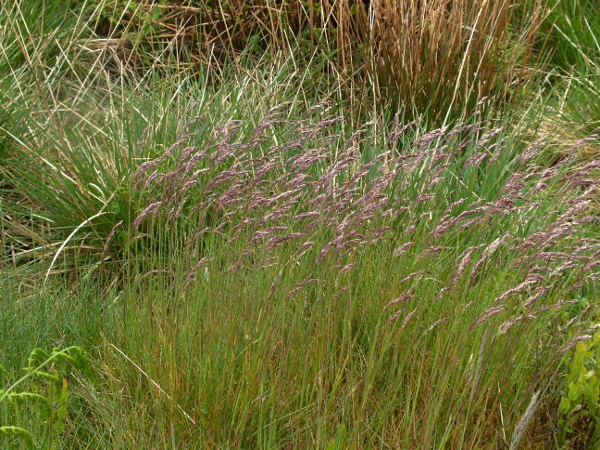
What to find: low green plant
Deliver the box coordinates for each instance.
[558,330,600,447]
[0,347,90,449]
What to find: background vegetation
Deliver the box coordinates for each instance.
[1,0,599,448]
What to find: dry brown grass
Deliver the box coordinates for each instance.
[354,0,547,120]
[86,0,548,119]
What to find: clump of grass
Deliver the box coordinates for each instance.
[60,100,599,448]
[0,50,362,284]
[356,0,548,122]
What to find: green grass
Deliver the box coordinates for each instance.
[2,1,600,448]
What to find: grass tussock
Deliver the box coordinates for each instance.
[70,104,599,448]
